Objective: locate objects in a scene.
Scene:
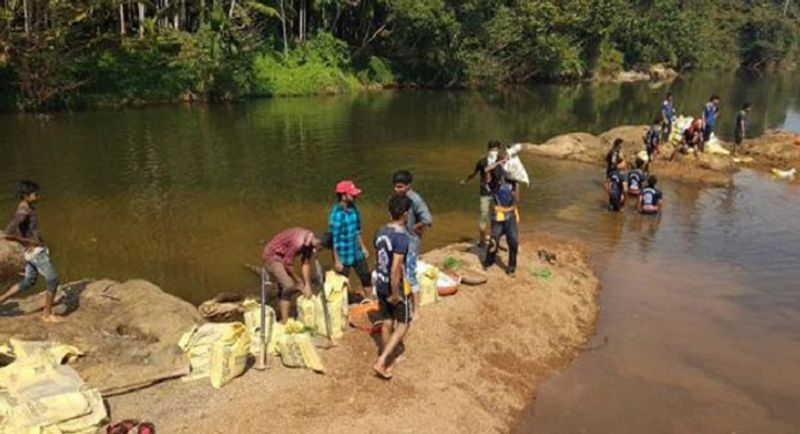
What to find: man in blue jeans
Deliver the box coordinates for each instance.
[702,94,721,149]
[391,170,432,316]
[0,180,62,323]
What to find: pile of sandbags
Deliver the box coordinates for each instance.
[0,339,107,434]
[297,271,349,341]
[178,323,251,389]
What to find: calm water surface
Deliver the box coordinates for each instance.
[2,71,799,432]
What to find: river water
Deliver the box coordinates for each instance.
[2,72,799,432]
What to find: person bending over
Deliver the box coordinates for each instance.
[262,228,321,322]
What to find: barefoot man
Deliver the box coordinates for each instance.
[373,194,413,379]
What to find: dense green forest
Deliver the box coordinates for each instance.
[0,0,798,110]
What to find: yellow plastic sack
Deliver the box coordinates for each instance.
[276,333,325,373]
[315,271,349,340]
[296,296,319,332]
[0,349,107,434]
[209,323,251,389]
[178,322,250,386]
[416,261,440,306]
[242,299,276,357]
[0,339,83,366]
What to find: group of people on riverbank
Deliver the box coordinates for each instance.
[604,92,753,214]
[261,170,431,379]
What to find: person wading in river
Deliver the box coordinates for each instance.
[0,180,62,323]
[638,175,664,215]
[461,140,502,247]
[329,180,373,302]
[644,116,662,171]
[262,228,321,323]
[391,170,432,318]
[606,138,626,177]
[373,194,413,379]
[733,102,752,156]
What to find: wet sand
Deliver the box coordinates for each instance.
[105,235,599,433]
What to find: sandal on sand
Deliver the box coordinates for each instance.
[107,420,138,434]
[137,422,156,434]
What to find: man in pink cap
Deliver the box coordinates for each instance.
[262,228,321,322]
[328,180,372,301]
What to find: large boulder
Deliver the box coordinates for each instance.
[524,133,605,164]
[0,238,24,283]
[0,279,201,394]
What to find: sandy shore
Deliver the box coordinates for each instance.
[96,234,599,433]
[523,126,800,186]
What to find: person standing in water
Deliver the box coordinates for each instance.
[391,170,432,318]
[606,168,626,212]
[461,140,502,247]
[373,194,413,379]
[638,175,664,215]
[644,116,662,171]
[733,102,752,155]
[0,180,62,323]
[627,159,647,196]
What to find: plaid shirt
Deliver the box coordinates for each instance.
[328,203,364,266]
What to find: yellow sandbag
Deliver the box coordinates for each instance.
[416,261,439,306]
[178,322,249,383]
[242,299,276,357]
[296,296,319,332]
[276,333,325,373]
[315,271,349,340]
[0,354,107,434]
[0,339,83,365]
[209,323,251,389]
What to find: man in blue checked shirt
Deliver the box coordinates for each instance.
[329,180,373,301]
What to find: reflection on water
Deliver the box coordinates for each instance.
[1,70,799,432]
[517,168,800,433]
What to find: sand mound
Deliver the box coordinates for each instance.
[107,235,599,433]
[0,279,200,394]
[525,133,605,163]
[600,125,648,156]
[745,130,800,166]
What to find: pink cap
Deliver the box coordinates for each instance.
[335,180,362,196]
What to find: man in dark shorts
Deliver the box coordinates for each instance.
[461,140,502,247]
[606,169,626,212]
[0,180,62,323]
[262,228,321,322]
[661,92,675,141]
[372,194,413,379]
[702,95,721,145]
[638,175,664,215]
[733,102,752,155]
[329,180,372,301]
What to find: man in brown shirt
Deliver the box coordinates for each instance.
[0,180,62,323]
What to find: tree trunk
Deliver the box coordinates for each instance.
[138,2,145,38]
[280,0,289,57]
[119,2,127,35]
[180,0,186,30]
[299,0,305,42]
[200,0,205,24]
[22,0,30,35]
[784,0,791,17]
[228,0,236,18]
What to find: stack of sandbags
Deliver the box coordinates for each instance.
[178,323,251,389]
[0,339,107,434]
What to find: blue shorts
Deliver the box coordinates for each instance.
[20,247,59,293]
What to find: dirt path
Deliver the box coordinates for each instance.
[106,234,599,433]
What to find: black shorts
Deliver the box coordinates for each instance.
[341,258,372,288]
[377,293,412,323]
